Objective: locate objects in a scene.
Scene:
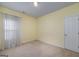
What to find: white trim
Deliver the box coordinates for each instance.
[39,39,64,48]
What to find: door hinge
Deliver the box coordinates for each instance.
[78,46,79,48]
[78,18,79,21]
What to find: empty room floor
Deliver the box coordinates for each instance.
[0,40,79,57]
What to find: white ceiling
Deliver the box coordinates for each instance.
[0,2,76,17]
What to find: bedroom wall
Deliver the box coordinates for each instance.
[37,3,79,48]
[0,3,79,50]
[0,6,37,50]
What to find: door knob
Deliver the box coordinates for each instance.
[64,34,67,36]
[78,32,79,35]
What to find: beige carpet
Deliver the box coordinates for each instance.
[0,40,79,57]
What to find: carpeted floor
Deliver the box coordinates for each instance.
[0,40,79,57]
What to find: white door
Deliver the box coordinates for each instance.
[64,15,79,52]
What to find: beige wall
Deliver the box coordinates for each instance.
[0,14,4,50]
[0,6,37,50]
[37,3,79,48]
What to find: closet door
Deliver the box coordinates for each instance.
[64,16,79,52]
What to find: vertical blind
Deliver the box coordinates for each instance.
[4,14,20,49]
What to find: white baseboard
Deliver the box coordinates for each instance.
[39,40,64,49]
